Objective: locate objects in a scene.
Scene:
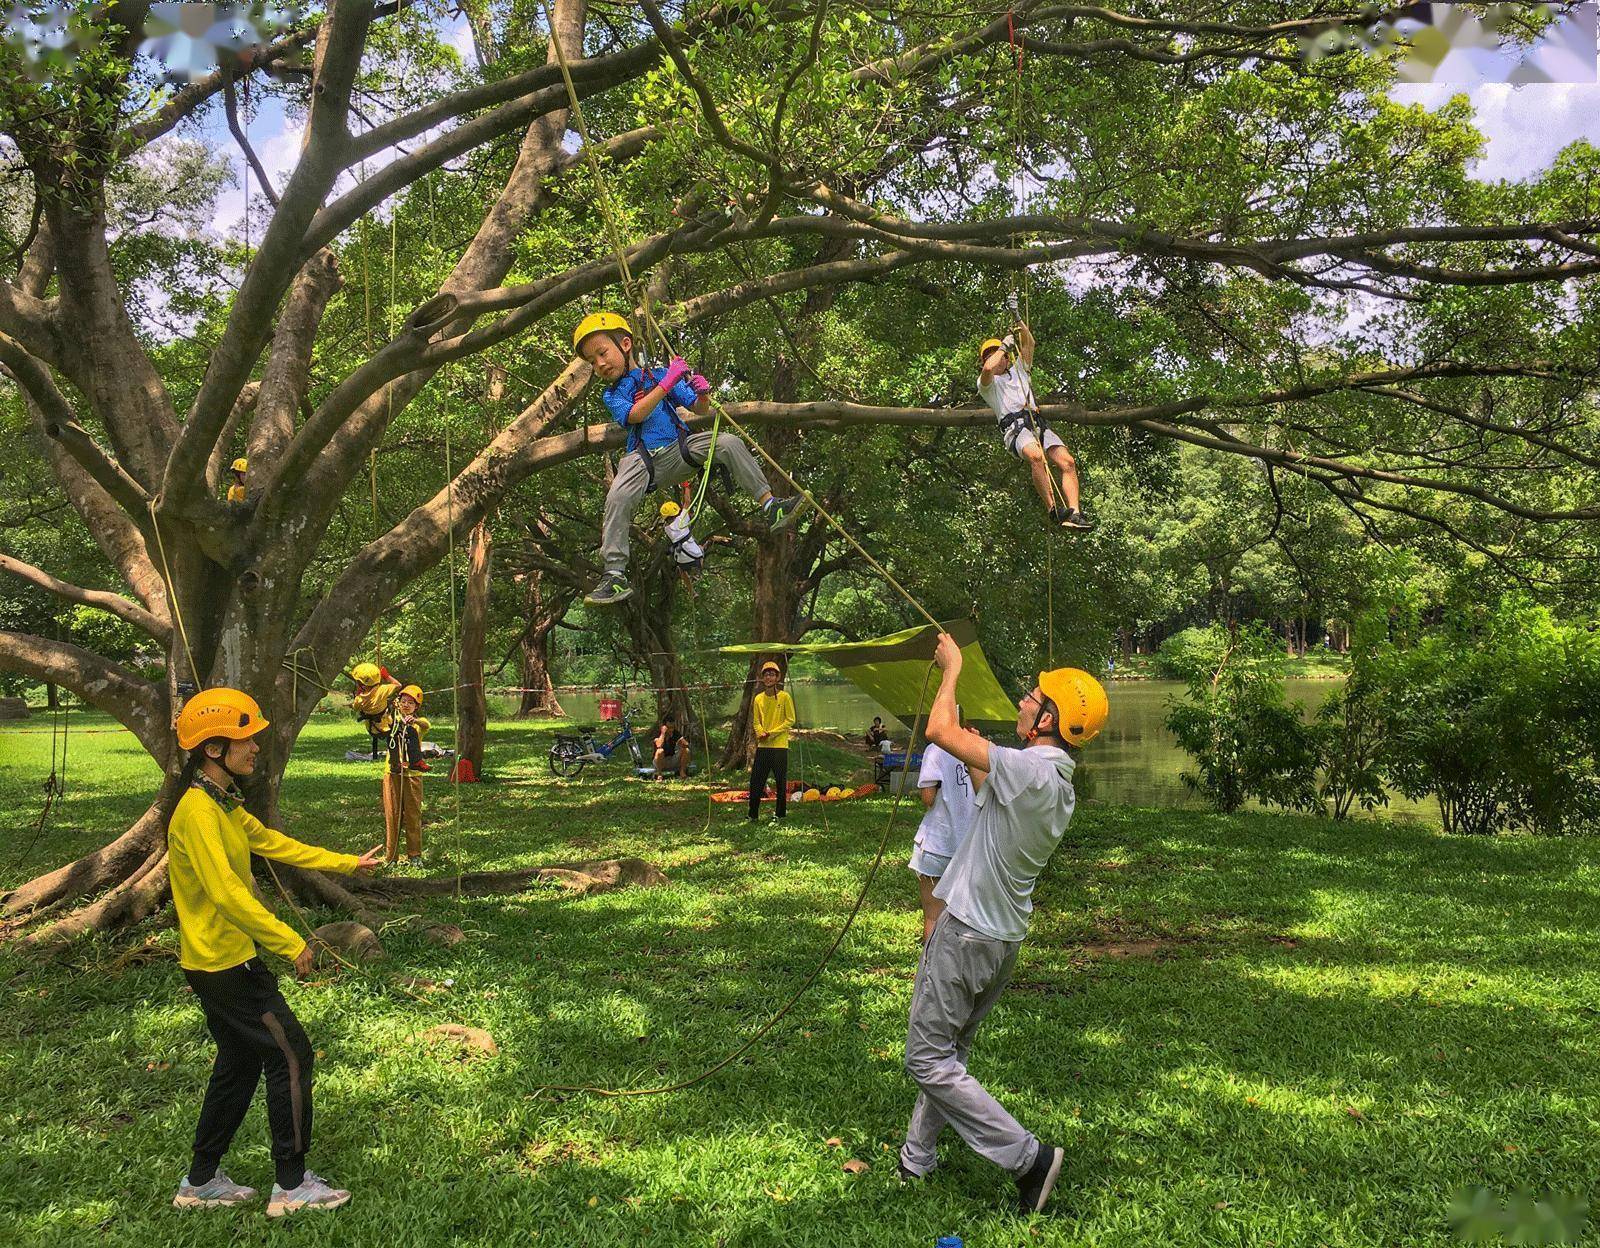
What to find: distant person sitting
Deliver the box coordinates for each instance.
[864,717,890,751]
[653,713,690,780]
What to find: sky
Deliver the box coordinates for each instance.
[188,16,1600,239]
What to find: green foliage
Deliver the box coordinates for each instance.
[1163,623,1320,814]
[1370,598,1600,836]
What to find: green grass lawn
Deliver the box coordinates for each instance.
[3,711,1599,1246]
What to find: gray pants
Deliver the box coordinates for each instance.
[601,431,772,573]
[901,912,1038,1177]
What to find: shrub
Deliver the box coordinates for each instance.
[1163,623,1320,814]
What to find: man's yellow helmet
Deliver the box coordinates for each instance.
[659,500,681,519]
[230,457,248,474]
[978,337,1007,365]
[176,687,269,751]
[1037,667,1108,747]
[398,684,424,706]
[351,662,382,687]
[573,311,632,352]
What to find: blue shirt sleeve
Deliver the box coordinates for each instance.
[603,377,639,428]
[669,377,699,411]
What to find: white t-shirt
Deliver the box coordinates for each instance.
[976,356,1036,423]
[913,742,976,860]
[933,743,1076,941]
[665,511,704,564]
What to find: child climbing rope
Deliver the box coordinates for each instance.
[383,684,428,864]
[226,458,248,504]
[165,688,381,1218]
[977,322,1092,530]
[573,311,806,605]
[659,497,705,577]
[349,662,400,760]
[749,660,795,822]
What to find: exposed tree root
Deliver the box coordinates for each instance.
[352,857,668,899]
[22,847,170,946]
[1,794,169,918]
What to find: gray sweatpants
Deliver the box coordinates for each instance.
[600,431,773,573]
[901,911,1038,1177]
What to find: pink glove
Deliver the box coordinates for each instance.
[659,356,690,390]
[689,372,711,396]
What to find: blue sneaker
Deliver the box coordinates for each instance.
[172,1170,257,1209]
[266,1171,352,1217]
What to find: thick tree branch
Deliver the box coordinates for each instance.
[248,249,343,473]
[0,554,171,644]
[166,0,376,509]
[0,630,171,763]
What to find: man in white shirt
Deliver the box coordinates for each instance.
[898,633,1108,1216]
[910,713,979,942]
[977,321,1092,530]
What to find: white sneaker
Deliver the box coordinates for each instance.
[172,1169,257,1209]
[266,1171,351,1217]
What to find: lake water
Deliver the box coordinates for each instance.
[527,678,1440,826]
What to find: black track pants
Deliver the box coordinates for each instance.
[749,746,789,820]
[184,958,314,1188]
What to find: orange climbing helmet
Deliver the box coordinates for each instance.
[1036,667,1108,747]
[176,688,269,751]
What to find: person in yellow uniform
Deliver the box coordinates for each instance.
[166,687,381,1218]
[226,457,248,503]
[383,684,428,863]
[349,661,400,759]
[748,660,796,822]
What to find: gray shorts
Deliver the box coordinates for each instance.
[1006,423,1065,458]
[909,845,953,878]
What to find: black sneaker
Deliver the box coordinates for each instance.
[897,1161,930,1184]
[584,573,634,606]
[1062,509,1095,531]
[1048,505,1068,525]
[764,494,807,531]
[1016,1143,1064,1214]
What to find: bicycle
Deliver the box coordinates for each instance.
[548,706,646,778]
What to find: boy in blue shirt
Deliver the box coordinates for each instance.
[573,312,805,605]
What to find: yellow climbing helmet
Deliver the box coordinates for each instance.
[760,660,782,676]
[1037,667,1108,747]
[351,662,382,687]
[230,457,248,474]
[176,687,269,750]
[659,500,681,519]
[573,311,632,352]
[978,337,1007,365]
[398,684,424,706]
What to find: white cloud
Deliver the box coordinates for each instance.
[1389,82,1600,181]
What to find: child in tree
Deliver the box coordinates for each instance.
[977,322,1092,529]
[166,688,381,1218]
[226,458,248,504]
[349,662,400,760]
[660,497,706,578]
[573,311,805,605]
[384,684,428,864]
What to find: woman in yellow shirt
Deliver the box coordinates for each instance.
[167,688,381,1218]
[749,660,796,821]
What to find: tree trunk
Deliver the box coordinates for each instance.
[456,518,492,774]
[517,571,565,718]
[45,682,58,710]
[619,548,691,735]
[719,521,802,770]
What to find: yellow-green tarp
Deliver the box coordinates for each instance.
[721,619,1015,729]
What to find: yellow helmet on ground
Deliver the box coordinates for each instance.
[177,688,269,750]
[660,500,681,519]
[1037,667,1108,747]
[398,684,424,706]
[413,716,430,738]
[351,662,382,687]
[573,311,632,352]
[230,457,248,474]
